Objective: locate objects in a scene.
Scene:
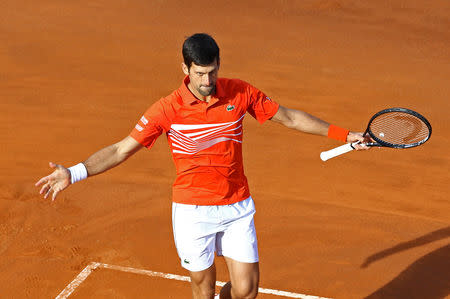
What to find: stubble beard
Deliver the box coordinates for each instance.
[198,85,215,97]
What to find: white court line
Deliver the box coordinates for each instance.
[55,262,101,299]
[56,262,332,299]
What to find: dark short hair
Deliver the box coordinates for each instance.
[182,33,220,69]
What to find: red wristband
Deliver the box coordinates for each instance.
[328,124,349,142]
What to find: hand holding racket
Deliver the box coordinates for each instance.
[320,107,432,161]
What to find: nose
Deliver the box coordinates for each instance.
[202,74,212,86]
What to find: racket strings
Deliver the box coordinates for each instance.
[369,112,430,146]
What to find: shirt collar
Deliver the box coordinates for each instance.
[178,76,224,106]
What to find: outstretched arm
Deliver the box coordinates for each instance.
[82,136,143,176]
[35,136,143,201]
[270,105,369,144]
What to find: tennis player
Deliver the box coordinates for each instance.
[36,33,369,299]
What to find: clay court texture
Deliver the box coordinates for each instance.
[1,0,449,298]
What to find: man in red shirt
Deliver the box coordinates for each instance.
[36,33,368,298]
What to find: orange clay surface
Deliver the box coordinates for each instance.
[1,1,449,298]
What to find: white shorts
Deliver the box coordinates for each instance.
[172,196,259,272]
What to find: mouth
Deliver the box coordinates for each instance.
[198,85,215,96]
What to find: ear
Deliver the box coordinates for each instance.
[181,62,189,76]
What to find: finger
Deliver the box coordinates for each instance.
[52,189,60,201]
[347,132,364,143]
[44,185,52,199]
[49,162,57,169]
[35,176,49,187]
[39,183,50,195]
[363,132,374,141]
[355,135,366,143]
[354,143,370,150]
[365,136,375,143]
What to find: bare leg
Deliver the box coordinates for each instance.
[219,257,259,299]
[189,263,217,299]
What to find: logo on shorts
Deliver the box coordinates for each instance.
[226,105,235,112]
[183,259,190,264]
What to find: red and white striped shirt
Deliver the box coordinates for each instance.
[130,76,279,205]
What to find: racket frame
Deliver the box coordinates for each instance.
[365,107,432,149]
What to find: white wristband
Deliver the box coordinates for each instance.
[68,163,88,184]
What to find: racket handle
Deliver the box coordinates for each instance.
[320,142,358,161]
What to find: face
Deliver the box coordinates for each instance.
[182,59,219,98]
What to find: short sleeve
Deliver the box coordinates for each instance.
[129,99,169,149]
[246,84,279,124]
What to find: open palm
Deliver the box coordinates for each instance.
[35,162,71,201]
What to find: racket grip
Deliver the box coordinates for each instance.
[320,143,357,161]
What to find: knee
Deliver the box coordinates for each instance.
[191,279,216,298]
[231,281,259,299]
[191,280,216,298]
[199,288,216,298]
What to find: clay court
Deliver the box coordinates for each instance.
[1,0,449,298]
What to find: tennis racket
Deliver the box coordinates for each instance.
[320,107,432,161]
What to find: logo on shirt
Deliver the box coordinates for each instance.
[226,105,235,112]
[265,96,272,102]
[183,259,190,264]
[135,115,148,132]
[140,116,148,125]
